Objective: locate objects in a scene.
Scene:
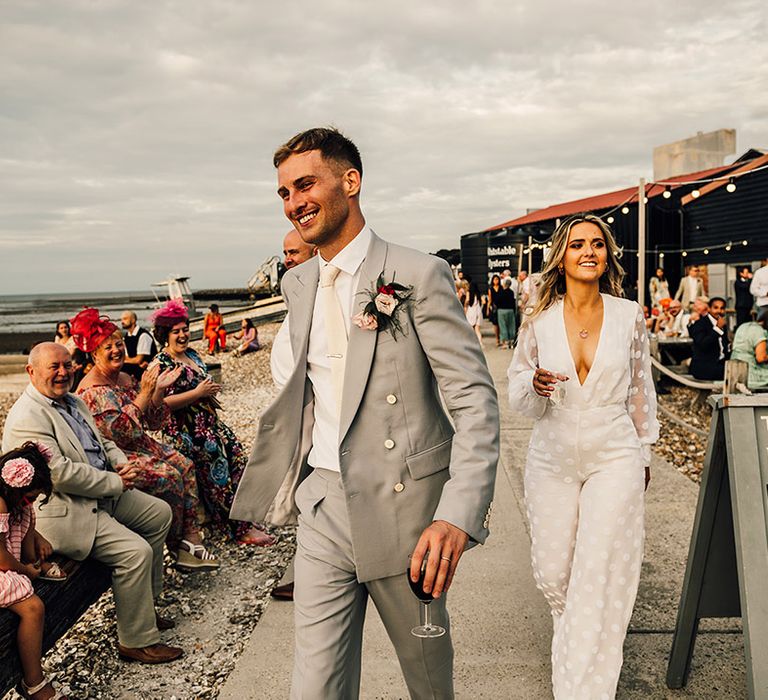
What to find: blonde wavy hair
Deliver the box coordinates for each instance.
[527,214,625,321]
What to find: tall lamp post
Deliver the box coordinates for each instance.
[637,178,647,308]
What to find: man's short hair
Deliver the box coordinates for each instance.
[709,296,726,306]
[273,127,363,176]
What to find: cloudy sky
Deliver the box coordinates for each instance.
[1,0,766,294]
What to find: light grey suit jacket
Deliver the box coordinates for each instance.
[674,277,704,309]
[2,385,126,560]
[231,232,500,582]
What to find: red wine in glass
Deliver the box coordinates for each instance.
[407,557,446,638]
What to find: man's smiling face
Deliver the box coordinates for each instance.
[277,150,353,250]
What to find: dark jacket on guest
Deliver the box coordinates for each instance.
[689,315,729,380]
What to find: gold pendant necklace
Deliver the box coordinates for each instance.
[579,329,589,339]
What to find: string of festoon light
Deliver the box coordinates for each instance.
[518,162,768,258]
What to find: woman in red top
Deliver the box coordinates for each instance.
[203,304,227,355]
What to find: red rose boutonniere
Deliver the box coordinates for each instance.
[353,273,414,340]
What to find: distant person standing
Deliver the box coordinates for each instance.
[734,266,754,327]
[203,304,227,355]
[282,229,317,270]
[464,276,484,344]
[648,267,670,309]
[749,259,768,311]
[486,274,502,347]
[495,277,517,348]
[121,311,157,380]
[674,265,705,312]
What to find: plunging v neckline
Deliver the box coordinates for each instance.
[561,295,606,387]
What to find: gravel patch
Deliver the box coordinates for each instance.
[1,325,295,700]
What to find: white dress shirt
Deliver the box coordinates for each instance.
[750,265,768,307]
[270,226,372,472]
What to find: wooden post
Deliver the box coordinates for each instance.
[638,178,647,308]
[527,235,532,273]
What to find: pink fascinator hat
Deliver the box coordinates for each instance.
[149,299,189,328]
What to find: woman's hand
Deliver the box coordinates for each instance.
[139,363,160,395]
[195,378,221,399]
[532,368,569,397]
[155,366,182,391]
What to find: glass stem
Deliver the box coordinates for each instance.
[422,602,432,629]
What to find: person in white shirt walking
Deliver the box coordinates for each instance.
[674,265,705,312]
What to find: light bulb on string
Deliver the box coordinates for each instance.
[725,243,732,251]
[704,249,709,255]
[682,251,688,257]
[743,240,748,246]
[621,206,630,214]
[691,189,700,198]
[607,216,614,224]
[662,186,672,199]
[643,196,648,204]
[726,177,736,193]
[659,252,665,260]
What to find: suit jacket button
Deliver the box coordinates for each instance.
[384,439,395,449]
[92,507,98,513]
[393,482,405,493]
[386,394,397,404]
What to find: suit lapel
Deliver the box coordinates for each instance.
[287,262,319,365]
[338,232,388,442]
[25,387,89,461]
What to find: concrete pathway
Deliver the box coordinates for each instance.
[220,331,746,699]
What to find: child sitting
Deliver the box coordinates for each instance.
[0,441,67,700]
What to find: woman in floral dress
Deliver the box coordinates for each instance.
[72,308,218,570]
[149,301,272,545]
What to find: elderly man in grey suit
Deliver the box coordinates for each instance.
[231,128,499,698]
[2,342,183,664]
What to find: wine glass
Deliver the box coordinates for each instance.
[406,556,446,638]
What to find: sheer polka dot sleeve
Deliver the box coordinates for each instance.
[507,319,548,419]
[627,303,659,466]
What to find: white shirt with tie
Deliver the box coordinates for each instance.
[270,226,372,473]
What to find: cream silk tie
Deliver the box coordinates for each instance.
[319,263,348,417]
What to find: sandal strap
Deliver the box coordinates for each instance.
[180,539,216,561]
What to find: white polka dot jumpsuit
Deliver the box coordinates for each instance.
[507,294,658,700]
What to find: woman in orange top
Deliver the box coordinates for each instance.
[204,304,227,355]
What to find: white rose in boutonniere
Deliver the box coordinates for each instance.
[374,292,398,316]
[355,273,414,340]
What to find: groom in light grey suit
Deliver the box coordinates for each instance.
[231,128,499,699]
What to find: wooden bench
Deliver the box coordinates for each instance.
[0,556,111,697]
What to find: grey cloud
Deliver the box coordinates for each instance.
[1,0,766,292]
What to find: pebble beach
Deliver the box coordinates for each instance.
[1,324,296,700]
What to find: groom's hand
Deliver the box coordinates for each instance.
[410,520,469,599]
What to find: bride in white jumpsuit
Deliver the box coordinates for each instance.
[508,214,658,700]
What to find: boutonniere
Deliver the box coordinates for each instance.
[353,272,414,340]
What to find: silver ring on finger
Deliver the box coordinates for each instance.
[440,556,451,562]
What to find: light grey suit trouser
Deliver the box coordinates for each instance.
[93,488,172,648]
[292,469,454,700]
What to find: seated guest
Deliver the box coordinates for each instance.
[73,309,218,570]
[689,296,729,380]
[149,301,273,546]
[232,318,260,357]
[654,299,688,337]
[2,342,183,664]
[53,321,76,354]
[203,304,227,355]
[120,311,157,380]
[730,306,768,389]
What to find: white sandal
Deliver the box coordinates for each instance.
[37,561,67,582]
[175,539,220,570]
[19,675,67,699]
